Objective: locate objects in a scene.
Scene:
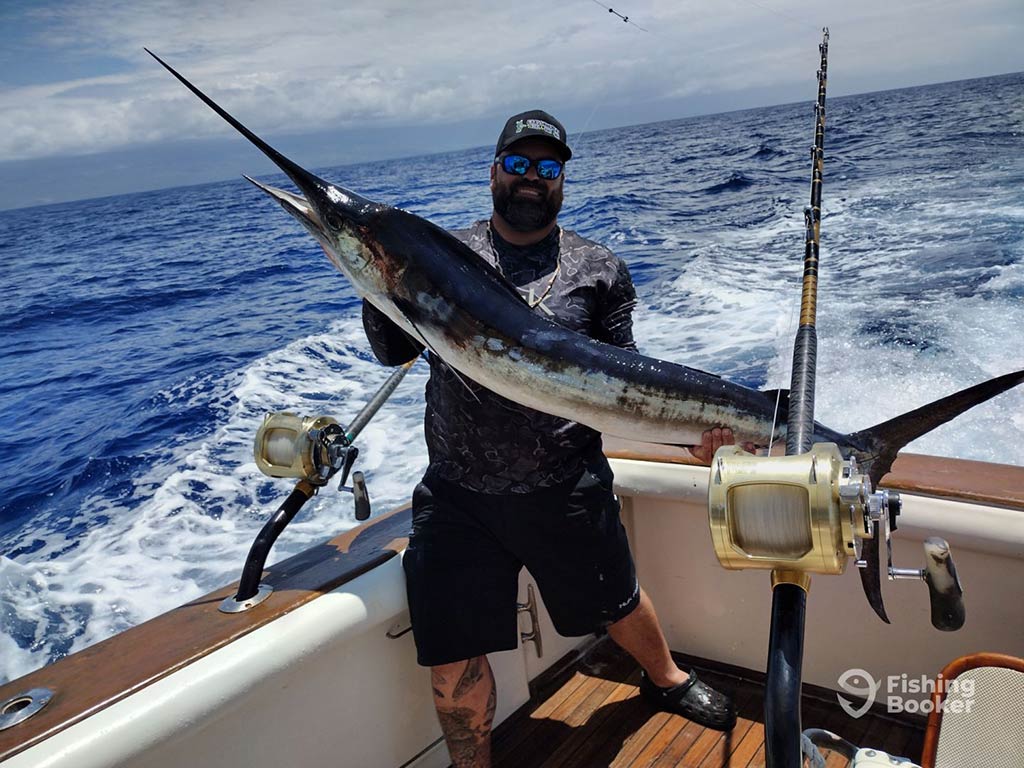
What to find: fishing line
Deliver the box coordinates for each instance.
[767,295,801,454]
[574,0,816,156]
[768,393,782,456]
[570,4,656,165]
[566,100,601,162]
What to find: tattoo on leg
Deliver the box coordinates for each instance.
[454,657,484,700]
[432,658,494,767]
[486,684,496,721]
[438,706,489,767]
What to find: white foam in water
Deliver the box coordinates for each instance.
[0,317,429,684]
[636,293,1024,466]
[0,558,51,675]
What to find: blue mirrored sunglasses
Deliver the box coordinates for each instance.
[495,154,564,180]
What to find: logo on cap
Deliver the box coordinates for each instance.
[515,119,561,140]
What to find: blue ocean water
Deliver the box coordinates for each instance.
[1,73,1022,683]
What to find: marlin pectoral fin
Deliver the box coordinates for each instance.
[391,298,481,403]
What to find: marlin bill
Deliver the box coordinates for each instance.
[148,51,1023,486]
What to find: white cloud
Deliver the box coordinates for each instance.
[0,0,1020,162]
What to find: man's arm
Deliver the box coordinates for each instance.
[596,258,639,351]
[361,299,425,366]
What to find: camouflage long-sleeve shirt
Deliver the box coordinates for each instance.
[362,220,637,494]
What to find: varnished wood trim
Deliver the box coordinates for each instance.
[880,454,1024,510]
[0,506,412,763]
[602,436,1024,511]
[919,652,1024,768]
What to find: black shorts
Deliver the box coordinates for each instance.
[402,456,640,667]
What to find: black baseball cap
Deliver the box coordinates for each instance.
[494,110,572,161]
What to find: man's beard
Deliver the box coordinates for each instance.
[492,180,563,232]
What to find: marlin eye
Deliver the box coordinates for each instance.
[325,212,344,230]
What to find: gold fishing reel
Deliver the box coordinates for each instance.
[708,443,874,580]
[708,442,965,630]
[253,412,345,484]
[253,411,371,521]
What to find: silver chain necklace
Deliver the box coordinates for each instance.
[486,223,562,309]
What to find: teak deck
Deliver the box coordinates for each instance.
[491,640,924,768]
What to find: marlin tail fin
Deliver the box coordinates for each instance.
[846,368,1024,486]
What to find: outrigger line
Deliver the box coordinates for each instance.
[589,0,649,32]
[588,0,821,35]
[742,0,823,33]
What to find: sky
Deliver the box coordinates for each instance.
[0,0,1021,210]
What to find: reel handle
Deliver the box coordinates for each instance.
[352,471,371,521]
[921,537,965,631]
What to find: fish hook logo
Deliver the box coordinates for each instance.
[836,669,880,719]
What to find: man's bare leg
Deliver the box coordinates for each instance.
[608,586,737,729]
[431,656,496,768]
[606,587,689,687]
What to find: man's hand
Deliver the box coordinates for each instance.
[688,428,755,464]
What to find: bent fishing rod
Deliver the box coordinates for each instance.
[764,28,830,766]
[220,358,415,612]
[706,29,964,767]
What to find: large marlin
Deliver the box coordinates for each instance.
[148,51,1023,490]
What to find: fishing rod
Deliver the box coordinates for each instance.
[220,359,415,613]
[786,26,827,458]
[707,29,965,767]
[759,28,831,768]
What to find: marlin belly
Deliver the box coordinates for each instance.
[432,329,773,447]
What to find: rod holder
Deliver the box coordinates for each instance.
[0,688,53,731]
[219,480,316,613]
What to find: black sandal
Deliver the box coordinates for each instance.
[639,670,738,731]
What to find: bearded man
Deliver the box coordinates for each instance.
[362,110,738,768]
